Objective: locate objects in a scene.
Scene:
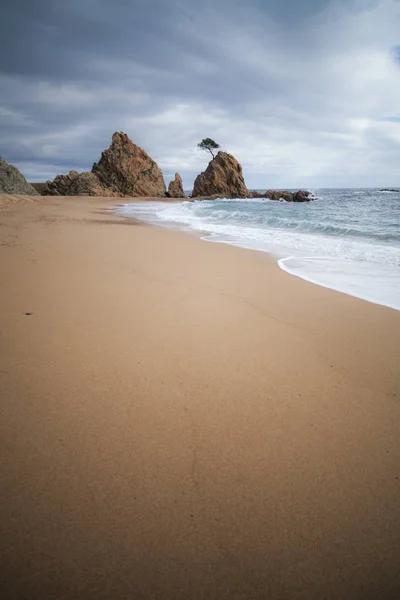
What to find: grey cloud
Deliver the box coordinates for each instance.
[0,0,399,188]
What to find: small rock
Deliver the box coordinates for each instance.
[168,173,185,198]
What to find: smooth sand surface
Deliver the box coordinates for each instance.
[1,194,399,599]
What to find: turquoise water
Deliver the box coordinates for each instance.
[114,189,400,310]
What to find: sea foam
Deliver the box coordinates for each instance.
[113,189,400,310]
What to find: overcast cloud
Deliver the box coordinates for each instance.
[0,0,399,188]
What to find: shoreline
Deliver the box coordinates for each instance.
[113,198,400,313]
[1,194,399,599]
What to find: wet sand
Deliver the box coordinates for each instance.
[1,194,399,599]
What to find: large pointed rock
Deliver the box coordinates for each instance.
[0,156,38,195]
[92,132,166,197]
[42,171,115,196]
[192,151,249,198]
[168,173,185,198]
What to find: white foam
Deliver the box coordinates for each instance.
[278,256,400,311]
[114,200,400,311]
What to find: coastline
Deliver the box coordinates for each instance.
[114,197,400,312]
[1,194,400,599]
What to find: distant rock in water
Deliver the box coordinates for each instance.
[192,152,249,198]
[263,189,311,202]
[0,156,38,195]
[42,171,115,197]
[293,190,311,202]
[379,189,399,193]
[168,173,185,198]
[92,132,166,197]
[264,190,293,202]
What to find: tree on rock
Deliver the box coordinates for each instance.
[197,138,221,159]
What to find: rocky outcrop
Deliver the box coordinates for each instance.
[192,152,249,198]
[42,132,166,197]
[265,189,311,202]
[249,189,311,201]
[265,190,293,202]
[0,157,38,195]
[293,190,311,202]
[92,132,166,197]
[168,173,185,198]
[42,171,115,197]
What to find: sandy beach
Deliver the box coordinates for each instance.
[1,194,399,599]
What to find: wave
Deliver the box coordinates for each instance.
[113,193,400,311]
[155,200,400,244]
[278,256,400,311]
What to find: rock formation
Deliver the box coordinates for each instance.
[192,152,249,198]
[168,173,185,198]
[264,189,311,202]
[0,156,38,195]
[42,171,115,196]
[92,132,166,197]
[15,130,313,202]
[42,132,166,198]
[191,153,311,201]
[265,190,293,202]
[293,190,311,202]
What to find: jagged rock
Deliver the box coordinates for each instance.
[168,173,185,198]
[265,190,293,202]
[42,171,115,197]
[92,132,166,197]
[0,156,38,195]
[265,189,311,202]
[192,152,249,198]
[41,132,166,198]
[293,190,311,202]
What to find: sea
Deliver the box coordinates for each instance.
[113,189,400,311]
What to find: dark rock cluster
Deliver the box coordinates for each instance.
[0,156,38,195]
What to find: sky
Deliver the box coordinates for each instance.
[0,0,399,189]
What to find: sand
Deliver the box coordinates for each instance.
[1,194,399,599]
